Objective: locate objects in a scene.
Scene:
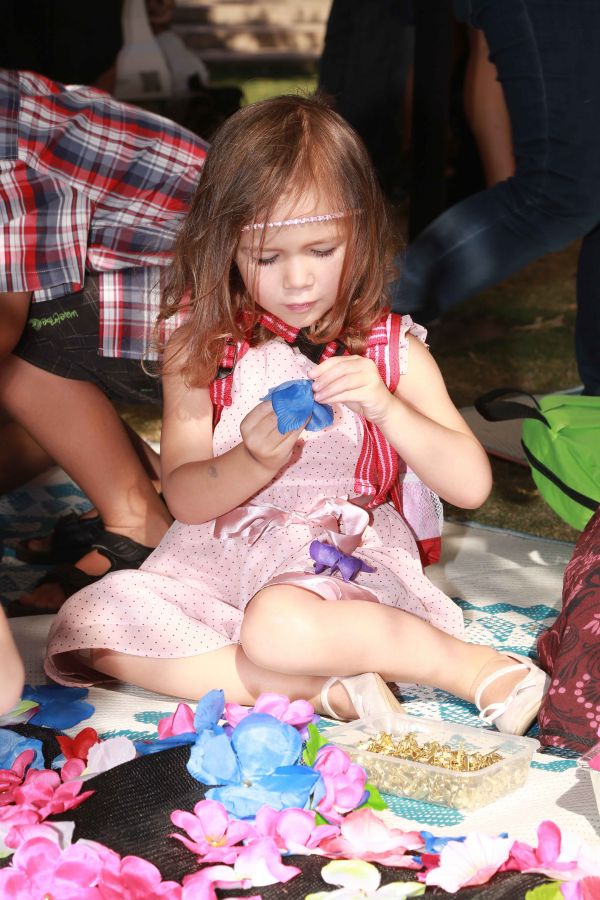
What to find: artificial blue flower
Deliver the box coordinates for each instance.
[135,690,226,757]
[188,712,323,820]
[420,831,467,854]
[194,688,226,735]
[0,728,45,771]
[262,379,334,434]
[22,684,94,729]
[134,733,197,756]
[419,830,507,856]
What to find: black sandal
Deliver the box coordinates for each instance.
[7,530,155,615]
[15,512,105,566]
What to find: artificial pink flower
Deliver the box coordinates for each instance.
[62,758,86,781]
[230,836,301,886]
[0,834,105,898]
[94,852,182,899]
[0,805,40,855]
[502,821,576,872]
[587,753,600,772]
[180,837,300,900]
[502,822,600,883]
[158,703,195,739]
[170,799,255,863]
[425,832,512,892]
[313,745,368,823]
[0,833,183,899]
[318,808,423,867]
[561,879,600,900]
[57,727,100,762]
[4,819,75,853]
[253,805,339,854]
[563,877,600,899]
[224,692,316,735]
[9,767,94,819]
[181,864,252,900]
[0,750,35,794]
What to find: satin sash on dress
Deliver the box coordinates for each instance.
[214,497,371,554]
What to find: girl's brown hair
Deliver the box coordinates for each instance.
[158,93,397,386]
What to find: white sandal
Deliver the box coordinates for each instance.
[320,672,403,721]
[474,652,550,736]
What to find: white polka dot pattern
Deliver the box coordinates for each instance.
[46,337,464,685]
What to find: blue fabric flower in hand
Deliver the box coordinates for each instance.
[262,379,334,434]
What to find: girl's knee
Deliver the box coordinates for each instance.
[240,585,317,669]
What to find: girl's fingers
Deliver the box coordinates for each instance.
[314,374,367,402]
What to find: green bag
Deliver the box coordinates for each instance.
[474,389,600,531]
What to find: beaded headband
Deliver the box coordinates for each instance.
[241,211,349,232]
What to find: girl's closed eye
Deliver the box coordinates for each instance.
[255,246,337,265]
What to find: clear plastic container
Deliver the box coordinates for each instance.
[577,742,600,817]
[325,713,539,811]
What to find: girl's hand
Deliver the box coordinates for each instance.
[310,356,393,424]
[240,401,307,474]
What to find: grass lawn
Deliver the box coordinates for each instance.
[432,241,581,544]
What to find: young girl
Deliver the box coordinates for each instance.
[45,94,549,735]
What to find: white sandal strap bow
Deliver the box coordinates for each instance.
[474,652,550,735]
[320,672,403,721]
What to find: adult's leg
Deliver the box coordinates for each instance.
[0,356,171,606]
[0,413,53,494]
[89,586,534,721]
[463,28,514,187]
[392,0,600,318]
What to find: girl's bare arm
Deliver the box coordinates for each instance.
[311,334,492,509]
[160,352,304,524]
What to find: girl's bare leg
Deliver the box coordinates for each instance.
[90,644,332,713]
[88,585,532,719]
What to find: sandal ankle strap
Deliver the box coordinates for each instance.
[320,676,341,719]
[474,660,531,724]
[92,531,154,570]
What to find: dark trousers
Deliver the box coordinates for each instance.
[392,0,600,394]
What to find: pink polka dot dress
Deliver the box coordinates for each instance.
[45,318,465,686]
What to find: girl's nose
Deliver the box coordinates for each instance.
[283,256,314,290]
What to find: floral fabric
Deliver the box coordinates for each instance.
[537,507,600,751]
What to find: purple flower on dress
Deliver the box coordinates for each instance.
[309,540,375,583]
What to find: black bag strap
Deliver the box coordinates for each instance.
[474,388,550,427]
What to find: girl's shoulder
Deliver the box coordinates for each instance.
[363,313,428,385]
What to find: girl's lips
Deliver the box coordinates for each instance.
[287,302,315,313]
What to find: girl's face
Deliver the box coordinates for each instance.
[235,189,348,328]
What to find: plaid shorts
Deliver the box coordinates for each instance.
[14,277,162,408]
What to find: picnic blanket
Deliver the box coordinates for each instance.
[1,466,599,895]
